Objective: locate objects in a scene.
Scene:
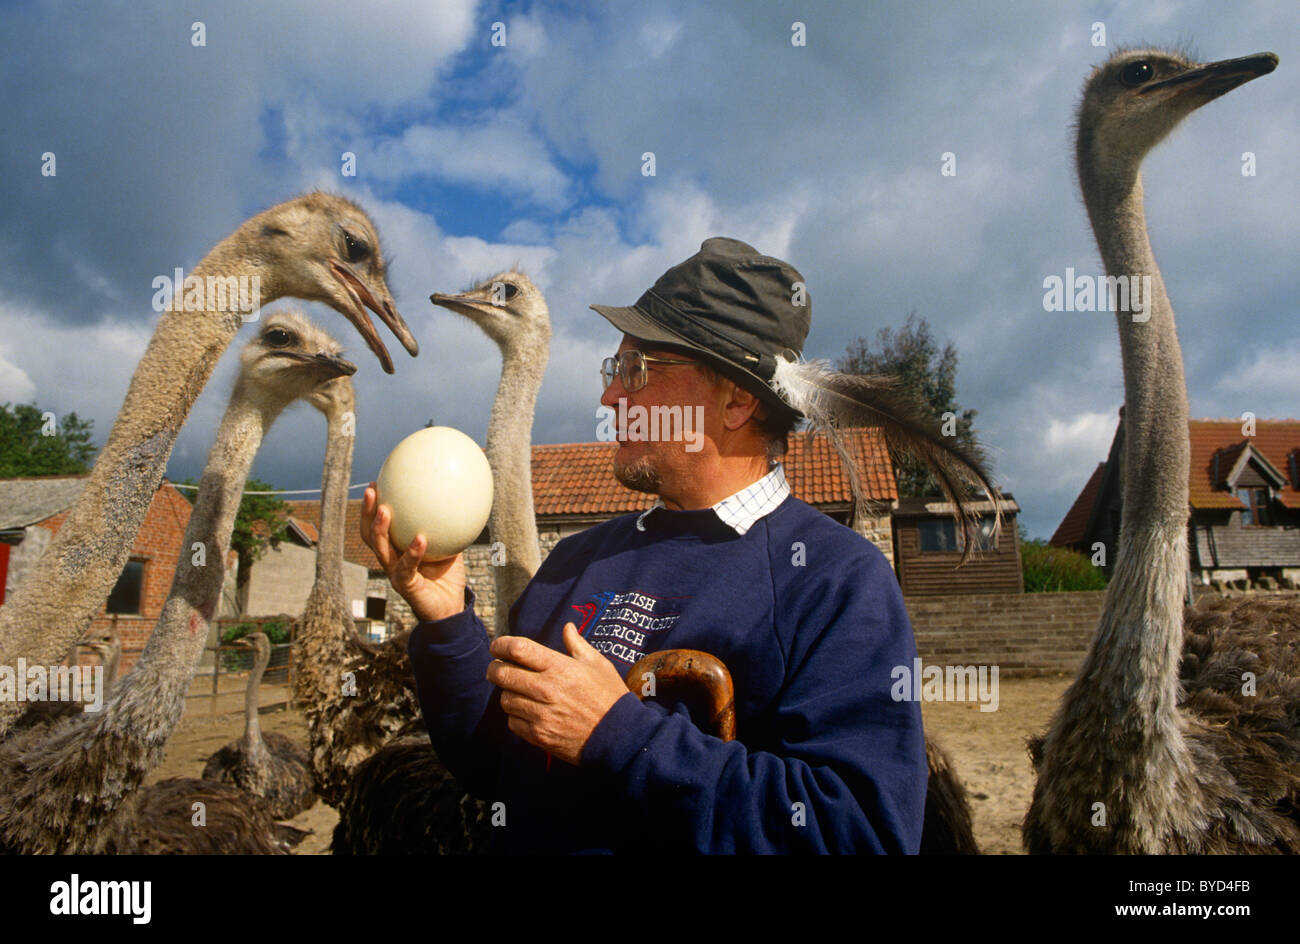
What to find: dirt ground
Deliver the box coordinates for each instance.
[922,674,1071,854]
[156,673,1070,855]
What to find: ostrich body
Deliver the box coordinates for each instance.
[1024,49,1295,854]
[203,632,316,819]
[335,272,552,853]
[431,270,550,636]
[0,313,354,853]
[0,192,416,739]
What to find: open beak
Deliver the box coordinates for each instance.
[1140,51,1278,103]
[329,261,419,374]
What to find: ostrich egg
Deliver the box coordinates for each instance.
[375,426,493,561]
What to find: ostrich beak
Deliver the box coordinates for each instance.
[429,290,494,323]
[1140,52,1278,104]
[328,261,419,374]
[313,351,358,377]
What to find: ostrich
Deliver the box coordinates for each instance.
[431,270,550,635]
[10,632,121,735]
[202,632,316,820]
[0,192,417,739]
[333,271,551,853]
[0,312,355,853]
[292,372,421,807]
[1023,48,1296,853]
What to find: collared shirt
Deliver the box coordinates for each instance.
[635,462,790,536]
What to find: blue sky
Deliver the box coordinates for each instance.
[1,0,1296,539]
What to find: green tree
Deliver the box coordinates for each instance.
[837,312,977,496]
[176,476,292,614]
[0,402,97,476]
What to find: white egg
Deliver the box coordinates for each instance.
[375,426,494,561]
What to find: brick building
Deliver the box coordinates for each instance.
[1051,415,1300,589]
[0,475,193,674]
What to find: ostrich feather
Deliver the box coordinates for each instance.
[770,354,1002,563]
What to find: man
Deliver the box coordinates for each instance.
[361,238,927,852]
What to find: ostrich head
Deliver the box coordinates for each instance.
[238,311,357,407]
[238,632,271,662]
[429,269,552,353]
[241,192,419,373]
[1077,48,1277,181]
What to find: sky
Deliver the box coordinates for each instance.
[0,0,1296,540]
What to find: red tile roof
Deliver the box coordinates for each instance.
[1051,419,1300,545]
[531,427,896,516]
[1189,419,1300,510]
[288,428,897,570]
[285,497,379,572]
[1050,463,1105,547]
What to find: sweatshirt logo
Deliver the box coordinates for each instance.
[570,590,684,667]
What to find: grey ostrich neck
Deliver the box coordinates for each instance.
[487,336,546,636]
[242,639,269,755]
[0,237,277,737]
[315,394,354,593]
[295,386,355,714]
[1054,144,1195,845]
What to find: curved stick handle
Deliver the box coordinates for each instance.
[625,649,736,742]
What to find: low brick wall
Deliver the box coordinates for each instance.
[905,590,1107,674]
[905,588,1300,674]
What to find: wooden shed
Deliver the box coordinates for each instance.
[892,495,1022,596]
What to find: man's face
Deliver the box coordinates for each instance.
[599,335,722,496]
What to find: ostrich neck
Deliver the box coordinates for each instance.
[0,241,272,737]
[1068,160,1193,814]
[315,400,354,589]
[71,387,285,826]
[485,345,545,634]
[242,643,268,749]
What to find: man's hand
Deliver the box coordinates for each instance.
[488,623,629,766]
[359,482,467,622]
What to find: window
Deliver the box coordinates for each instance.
[917,516,998,553]
[365,596,387,620]
[1237,488,1273,526]
[106,560,144,614]
[918,519,958,552]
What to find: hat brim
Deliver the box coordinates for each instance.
[591,303,795,416]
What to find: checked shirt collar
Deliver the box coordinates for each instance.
[636,463,790,536]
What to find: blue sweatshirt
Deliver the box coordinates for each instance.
[407,494,927,853]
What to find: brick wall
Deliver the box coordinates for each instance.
[905,588,1300,674]
[905,590,1106,674]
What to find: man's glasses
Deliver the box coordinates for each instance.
[600,350,698,393]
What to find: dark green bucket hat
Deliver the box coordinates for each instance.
[590,237,810,413]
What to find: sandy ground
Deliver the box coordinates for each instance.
[922,675,1071,854]
[154,672,1070,855]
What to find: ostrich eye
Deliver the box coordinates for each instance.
[1119,61,1154,88]
[264,328,294,347]
[342,230,370,263]
[502,282,519,301]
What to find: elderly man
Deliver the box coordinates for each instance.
[362,238,927,852]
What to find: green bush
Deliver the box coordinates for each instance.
[219,621,290,671]
[1021,540,1108,593]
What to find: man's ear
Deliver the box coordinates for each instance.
[721,382,762,431]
